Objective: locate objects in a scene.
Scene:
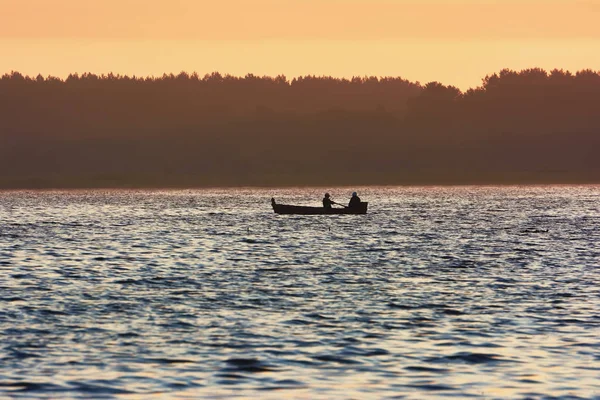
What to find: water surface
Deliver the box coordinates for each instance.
[1,186,599,399]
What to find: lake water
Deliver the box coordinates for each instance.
[1,186,599,399]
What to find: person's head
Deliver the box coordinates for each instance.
[325,193,330,198]
[352,192,358,197]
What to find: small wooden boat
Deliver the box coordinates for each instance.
[271,198,368,215]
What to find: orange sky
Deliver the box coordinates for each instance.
[1,0,599,88]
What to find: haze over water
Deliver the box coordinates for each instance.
[1,186,599,399]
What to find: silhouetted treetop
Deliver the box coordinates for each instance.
[0,68,598,187]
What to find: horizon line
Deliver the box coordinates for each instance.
[4,67,600,92]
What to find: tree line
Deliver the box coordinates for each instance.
[0,68,598,187]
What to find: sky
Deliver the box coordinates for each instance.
[1,0,600,89]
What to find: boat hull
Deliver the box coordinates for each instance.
[271,199,368,215]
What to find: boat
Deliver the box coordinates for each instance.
[271,198,368,215]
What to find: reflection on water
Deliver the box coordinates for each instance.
[0,186,599,399]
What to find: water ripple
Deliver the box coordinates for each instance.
[1,186,599,398]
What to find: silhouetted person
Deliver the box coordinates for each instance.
[348,192,361,208]
[323,193,335,209]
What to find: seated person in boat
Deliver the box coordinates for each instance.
[348,192,361,208]
[323,193,335,209]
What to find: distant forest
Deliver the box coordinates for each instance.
[1,68,599,188]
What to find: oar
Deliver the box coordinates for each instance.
[332,201,348,208]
